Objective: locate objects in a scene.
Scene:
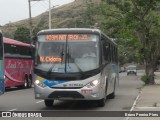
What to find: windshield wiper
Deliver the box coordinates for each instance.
[67,46,84,74]
[60,46,64,64]
[47,64,56,74]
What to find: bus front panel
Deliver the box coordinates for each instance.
[34,73,105,100]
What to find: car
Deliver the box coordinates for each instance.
[127,65,137,76]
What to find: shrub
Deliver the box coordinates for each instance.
[141,74,147,84]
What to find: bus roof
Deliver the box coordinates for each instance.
[3,37,32,47]
[38,28,101,35]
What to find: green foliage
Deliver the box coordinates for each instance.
[75,0,99,28]
[97,1,142,64]
[141,74,147,84]
[105,0,160,84]
[14,27,30,43]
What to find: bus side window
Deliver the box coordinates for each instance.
[101,38,109,63]
[29,46,35,58]
[11,45,18,55]
[108,43,112,62]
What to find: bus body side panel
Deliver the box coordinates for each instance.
[0,59,5,94]
[100,62,118,96]
[111,63,118,93]
[5,58,33,87]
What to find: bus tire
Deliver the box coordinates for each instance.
[108,90,115,99]
[44,100,54,107]
[28,76,32,88]
[18,77,28,89]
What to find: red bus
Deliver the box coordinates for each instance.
[4,37,34,88]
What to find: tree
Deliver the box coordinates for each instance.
[105,0,160,84]
[89,1,141,65]
[14,27,30,43]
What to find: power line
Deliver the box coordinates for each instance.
[39,1,48,8]
[31,1,39,7]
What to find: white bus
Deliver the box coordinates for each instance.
[34,28,119,107]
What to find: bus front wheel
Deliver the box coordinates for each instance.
[44,100,54,107]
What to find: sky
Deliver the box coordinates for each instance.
[0,0,74,26]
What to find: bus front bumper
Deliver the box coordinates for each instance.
[34,83,104,100]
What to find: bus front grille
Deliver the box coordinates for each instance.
[48,91,84,98]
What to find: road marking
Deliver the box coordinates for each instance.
[136,107,160,109]
[8,109,17,111]
[125,89,142,120]
[36,100,44,103]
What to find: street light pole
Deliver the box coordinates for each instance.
[28,0,33,44]
[29,0,58,30]
[49,0,51,29]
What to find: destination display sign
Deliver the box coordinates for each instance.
[40,56,62,63]
[45,34,91,41]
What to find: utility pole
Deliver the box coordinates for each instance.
[29,0,58,30]
[28,0,33,44]
[49,0,51,29]
[30,0,52,29]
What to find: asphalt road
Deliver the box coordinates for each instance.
[0,71,144,120]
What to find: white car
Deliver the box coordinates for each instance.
[127,65,137,76]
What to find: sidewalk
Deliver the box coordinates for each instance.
[129,72,160,120]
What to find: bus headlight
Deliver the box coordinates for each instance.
[35,80,46,88]
[86,79,99,88]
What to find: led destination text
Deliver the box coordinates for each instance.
[45,34,91,41]
[40,56,62,63]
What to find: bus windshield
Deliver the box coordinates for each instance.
[36,34,99,73]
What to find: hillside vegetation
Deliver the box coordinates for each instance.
[1,0,100,38]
